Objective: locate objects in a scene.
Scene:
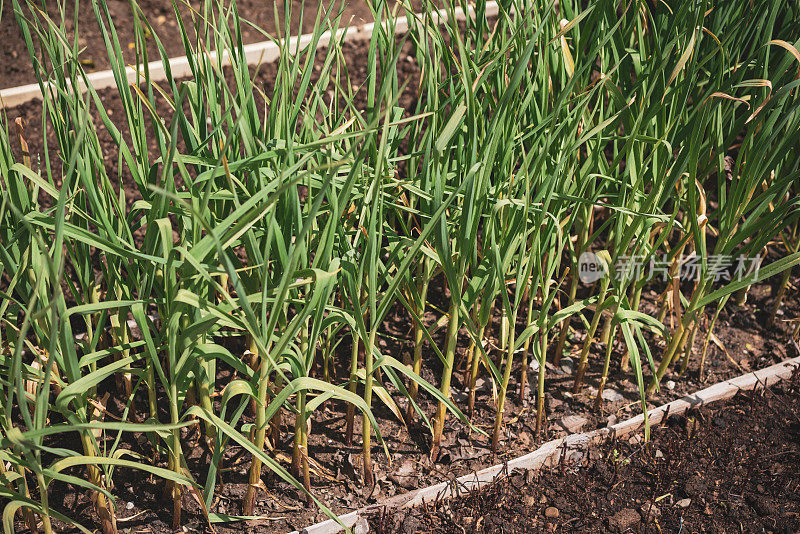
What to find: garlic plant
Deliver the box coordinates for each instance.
[1,0,798,532]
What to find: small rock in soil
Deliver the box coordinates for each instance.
[353,517,369,534]
[676,498,692,508]
[544,506,560,519]
[609,507,640,531]
[474,377,490,392]
[602,388,625,402]
[639,502,661,521]
[547,394,564,411]
[560,357,575,374]
[628,433,645,445]
[666,380,676,390]
[389,458,418,489]
[606,414,619,426]
[560,415,588,433]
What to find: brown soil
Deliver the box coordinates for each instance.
[370,370,800,533]
[0,0,384,89]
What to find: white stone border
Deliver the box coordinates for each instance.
[0,2,500,109]
[293,355,800,534]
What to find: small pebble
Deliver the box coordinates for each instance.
[560,414,589,433]
[125,501,134,510]
[640,502,661,520]
[676,498,691,508]
[353,516,369,534]
[544,506,560,519]
[601,388,624,402]
[628,433,645,445]
[666,380,676,390]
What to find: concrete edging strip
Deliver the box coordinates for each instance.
[0,2,500,109]
[293,355,800,534]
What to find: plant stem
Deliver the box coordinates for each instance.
[553,273,578,367]
[593,324,616,412]
[406,263,430,422]
[573,278,610,393]
[292,390,310,500]
[520,282,538,402]
[169,382,182,531]
[467,320,487,419]
[492,310,517,451]
[35,471,53,534]
[432,300,460,453]
[243,342,269,516]
[648,322,690,394]
[535,330,548,435]
[345,333,361,446]
[362,328,378,486]
[679,319,700,375]
[768,268,792,327]
[80,433,117,534]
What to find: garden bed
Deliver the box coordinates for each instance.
[28,284,800,534]
[1,2,799,534]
